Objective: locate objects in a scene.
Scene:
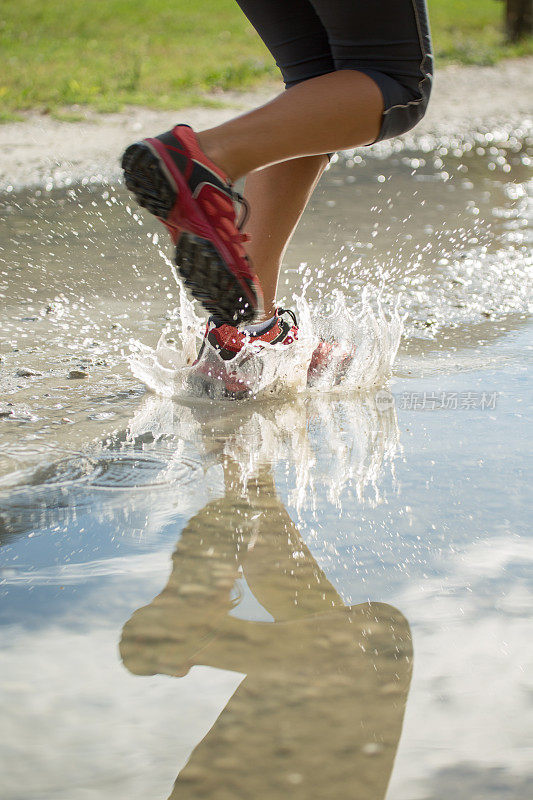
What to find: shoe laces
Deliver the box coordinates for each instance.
[277,307,298,327]
[231,190,251,244]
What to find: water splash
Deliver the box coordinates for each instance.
[128,283,404,400]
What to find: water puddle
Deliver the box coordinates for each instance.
[0,125,531,799]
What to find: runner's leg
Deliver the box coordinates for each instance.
[123,1,431,322]
[198,0,431,179]
[198,70,383,180]
[242,155,329,319]
[230,0,334,317]
[204,0,431,316]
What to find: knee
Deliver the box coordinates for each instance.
[375,70,432,142]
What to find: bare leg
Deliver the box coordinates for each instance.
[197,70,383,180]
[243,154,329,318]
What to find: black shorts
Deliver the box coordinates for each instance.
[235,0,433,143]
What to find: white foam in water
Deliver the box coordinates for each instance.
[129,281,404,400]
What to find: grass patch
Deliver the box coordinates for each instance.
[0,109,25,123]
[430,0,533,65]
[49,109,90,123]
[1,0,531,113]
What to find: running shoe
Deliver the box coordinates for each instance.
[121,124,262,324]
[189,308,298,400]
[306,340,356,386]
[188,308,356,399]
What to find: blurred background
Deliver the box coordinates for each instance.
[1,0,532,121]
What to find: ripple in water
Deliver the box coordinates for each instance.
[0,450,202,495]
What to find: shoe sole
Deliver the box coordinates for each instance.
[121,141,259,325]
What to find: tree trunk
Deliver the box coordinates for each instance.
[505,0,533,42]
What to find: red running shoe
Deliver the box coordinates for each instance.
[306,340,356,386]
[121,124,262,325]
[188,308,356,400]
[189,308,298,400]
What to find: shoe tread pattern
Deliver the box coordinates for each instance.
[122,143,256,324]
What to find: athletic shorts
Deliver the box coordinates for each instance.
[235,0,433,143]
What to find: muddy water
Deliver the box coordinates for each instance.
[0,128,532,799]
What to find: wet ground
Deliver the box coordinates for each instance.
[0,126,532,799]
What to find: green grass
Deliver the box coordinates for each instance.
[430,0,532,64]
[1,0,531,114]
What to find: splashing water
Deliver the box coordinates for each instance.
[128,280,404,400]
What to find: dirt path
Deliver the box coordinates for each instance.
[1,57,531,191]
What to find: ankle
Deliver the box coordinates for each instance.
[242,312,277,335]
[254,302,277,324]
[196,130,237,182]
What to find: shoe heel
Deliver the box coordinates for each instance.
[121,143,177,220]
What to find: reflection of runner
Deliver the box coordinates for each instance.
[120,458,412,799]
[122,1,433,353]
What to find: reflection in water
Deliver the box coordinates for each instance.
[127,391,401,511]
[120,453,411,799]
[0,391,400,567]
[0,386,399,502]
[0,390,401,543]
[0,392,410,798]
